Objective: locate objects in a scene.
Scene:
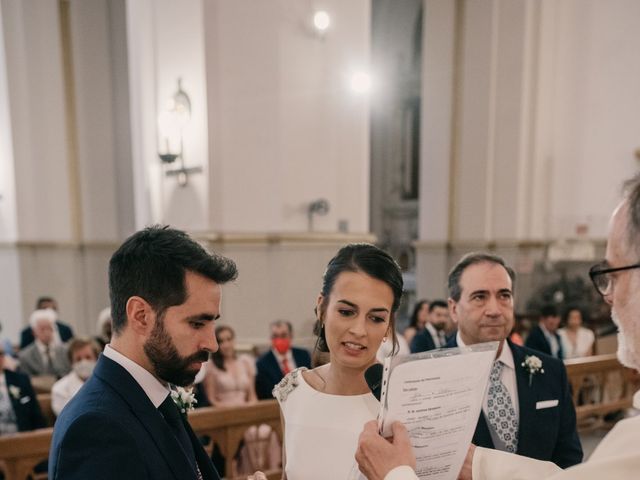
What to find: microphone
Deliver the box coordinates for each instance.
[365,363,384,401]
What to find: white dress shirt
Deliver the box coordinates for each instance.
[539,324,561,358]
[103,344,170,408]
[51,371,85,416]
[426,323,446,348]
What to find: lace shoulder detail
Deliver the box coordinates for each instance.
[272,367,308,402]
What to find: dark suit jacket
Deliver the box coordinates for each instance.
[409,329,437,353]
[20,321,74,349]
[49,355,220,480]
[255,347,311,400]
[447,338,582,468]
[525,325,564,359]
[4,369,46,431]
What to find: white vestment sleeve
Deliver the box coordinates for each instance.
[384,465,419,480]
[472,447,561,480]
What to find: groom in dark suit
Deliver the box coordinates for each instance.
[446,252,582,469]
[49,226,238,480]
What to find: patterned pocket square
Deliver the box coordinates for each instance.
[536,399,559,410]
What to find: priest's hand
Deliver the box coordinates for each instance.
[355,420,416,480]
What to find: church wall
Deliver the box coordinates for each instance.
[416,0,640,308]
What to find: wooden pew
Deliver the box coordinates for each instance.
[189,400,282,480]
[0,401,282,480]
[37,394,55,428]
[565,353,640,431]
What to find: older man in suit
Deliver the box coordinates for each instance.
[0,345,46,435]
[444,253,582,467]
[19,296,74,349]
[255,320,311,399]
[356,173,640,480]
[18,309,71,379]
[49,226,240,480]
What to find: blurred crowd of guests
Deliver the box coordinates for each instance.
[0,291,601,476]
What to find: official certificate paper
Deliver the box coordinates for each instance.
[378,342,497,480]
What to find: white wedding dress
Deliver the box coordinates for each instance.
[274,367,379,480]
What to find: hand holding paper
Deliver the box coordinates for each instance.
[356,420,416,480]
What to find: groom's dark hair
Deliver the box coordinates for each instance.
[108,225,237,334]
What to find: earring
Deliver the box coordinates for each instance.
[382,336,388,343]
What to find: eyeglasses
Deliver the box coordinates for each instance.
[589,262,640,296]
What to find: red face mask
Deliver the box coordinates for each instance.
[272,337,291,355]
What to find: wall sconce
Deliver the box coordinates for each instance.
[307,198,330,231]
[158,78,202,187]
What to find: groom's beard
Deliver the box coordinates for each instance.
[144,316,209,386]
[612,309,640,372]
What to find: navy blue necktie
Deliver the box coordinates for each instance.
[158,395,202,479]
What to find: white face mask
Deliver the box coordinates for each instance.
[73,359,96,380]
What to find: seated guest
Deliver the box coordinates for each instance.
[18,309,71,379]
[204,325,280,476]
[558,306,595,358]
[204,325,258,406]
[19,296,74,349]
[410,300,449,353]
[446,253,582,468]
[403,299,429,345]
[526,304,564,359]
[0,345,46,435]
[255,320,311,400]
[51,338,100,416]
[94,307,112,352]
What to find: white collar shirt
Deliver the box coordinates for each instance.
[540,324,560,358]
[456,333,519,417]
[426,323,445,348]
[103,344,170,408]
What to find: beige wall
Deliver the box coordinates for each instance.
[417,0,640,300]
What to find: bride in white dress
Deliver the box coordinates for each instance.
[273,243,404,480]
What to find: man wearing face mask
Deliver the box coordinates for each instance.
[51,338,100,416]
[255,320,311,400]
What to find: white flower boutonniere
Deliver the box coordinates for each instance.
[8,385,21,400]
[521,355,544,386]
[171,387,197,416]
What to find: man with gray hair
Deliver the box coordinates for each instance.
[18,309,71,378]
[445,252,580,467]
[356,173,640,479]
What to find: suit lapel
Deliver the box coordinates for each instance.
[510,343,537,455]
[94,356,199,480]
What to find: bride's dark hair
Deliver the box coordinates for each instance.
[313,243,403,354]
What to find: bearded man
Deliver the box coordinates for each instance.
[49,226,237,480]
